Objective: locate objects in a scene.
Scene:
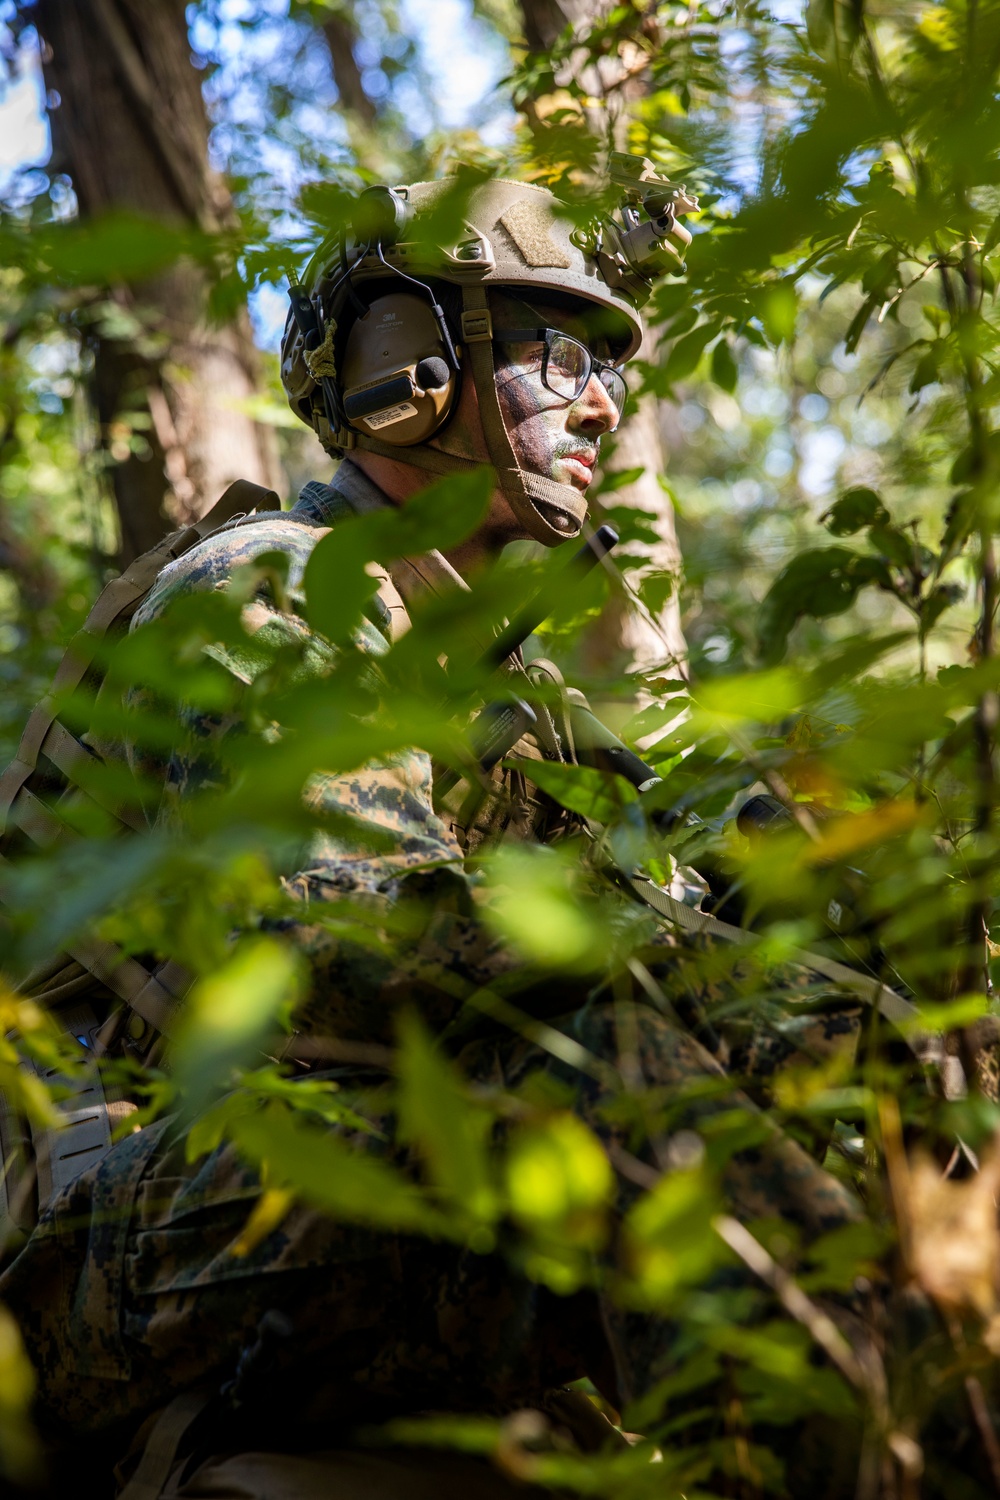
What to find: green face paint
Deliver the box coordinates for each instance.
[494,354,596,490]
[493,297,620,492]
[428,293,623,515]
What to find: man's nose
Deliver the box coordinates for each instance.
[569,373,619,436]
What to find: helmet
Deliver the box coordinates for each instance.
[281,160,698,547]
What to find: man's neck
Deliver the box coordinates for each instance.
[349,449,515,579]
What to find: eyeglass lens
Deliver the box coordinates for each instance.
[545,333,626,423]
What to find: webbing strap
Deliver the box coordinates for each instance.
[195,478,280,528]
[117,1389,214,1500]
[624,871,922,1031]
[44,720,149,834]
[8,786,64,847]
[354,433,480,475]
[0,843,188,1039]
[63,936,188,1037]
[459,284,588,546]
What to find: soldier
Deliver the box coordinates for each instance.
[0,174,878,1498]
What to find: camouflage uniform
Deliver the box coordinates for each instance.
[0,462,868,1469]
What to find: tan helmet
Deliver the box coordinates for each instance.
[281,160,698,546]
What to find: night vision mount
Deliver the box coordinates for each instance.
[594,152,699,300]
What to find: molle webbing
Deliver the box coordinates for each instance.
[0,479,281,1031]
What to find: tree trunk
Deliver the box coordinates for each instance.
[321,10,378,127]
[516,0,687,685]
[33,0,280,565]
[584,357,686,684]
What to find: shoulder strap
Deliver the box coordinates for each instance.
[116,1389,215,1500]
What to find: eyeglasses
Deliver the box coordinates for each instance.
[491,327,628,430]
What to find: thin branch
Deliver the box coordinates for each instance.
[713,1213,879,1400]
[322,11,377,127]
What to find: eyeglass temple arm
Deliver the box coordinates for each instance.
[489,329,550,342]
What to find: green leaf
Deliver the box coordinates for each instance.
[868,522,916,569]
[909,344,943,392]
[821,488,889,537]
[171,938,303,1117]
[758,548,894,662]
[694,667,803,725]
[598,465,645,493]
[664,322,719,382]
[505,1112,613,1231]
[520,759,637,821]
[9,212,203,287]
[625,1165,723,1306]
[711,338,739,392]
[395,1011,497,1227]
[759,283,797,345]
[231,1104,446,1235]
[304,468,492,644]
[483,844,608,969]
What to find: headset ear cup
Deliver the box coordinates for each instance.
[341,291,460,446]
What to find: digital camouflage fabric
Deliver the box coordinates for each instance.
[127,467,465,896]
[0,461,879,1492]
[2,997,865,1439]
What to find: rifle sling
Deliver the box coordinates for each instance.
[624,871,917,1026]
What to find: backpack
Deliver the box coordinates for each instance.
[0,479,280,1246]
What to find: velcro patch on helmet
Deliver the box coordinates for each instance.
[499,201,572,269]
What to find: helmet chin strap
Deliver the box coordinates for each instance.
[458,285,587,548]
[340,286,589,549]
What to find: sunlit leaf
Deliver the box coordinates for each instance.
[171,937,303,1117]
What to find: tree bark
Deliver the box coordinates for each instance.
[33,0,280,565]
[321,10,378,127]
[516,0,572,50]
[516,0,687,684]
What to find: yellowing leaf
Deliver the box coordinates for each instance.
[800,799,927,867]
[232,1186,295,1257]
[506,1112,612,1236]
[0,1303,39,1484]
[905,1146,1000,1318]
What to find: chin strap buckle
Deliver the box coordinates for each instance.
[460,308,493,343]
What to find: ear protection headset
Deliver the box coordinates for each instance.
[291,188,464,451]
[340,284,460,446]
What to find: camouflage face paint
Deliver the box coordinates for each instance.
[419,294,624,563]
[491,299,620,494]
[493,353,597,491]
